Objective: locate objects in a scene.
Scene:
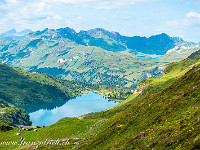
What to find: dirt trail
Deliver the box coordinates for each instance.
[87,120,103,133]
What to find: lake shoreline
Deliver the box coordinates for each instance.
[19,92,119,127]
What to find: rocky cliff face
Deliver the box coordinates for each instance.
[134,81,149,94]
[134,66,166,94]
[141,66,165,79]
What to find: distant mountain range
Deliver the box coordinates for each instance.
[0,29,32,41]
[0,28,185,55]
[0,27,198,88]
[80,28,185,55]
[26,27,184,55]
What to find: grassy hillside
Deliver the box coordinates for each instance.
[0,51,199,150]
[0,62,82,106]
[76,52,200,150]
[0,118,99,150]
[0,106,31,127]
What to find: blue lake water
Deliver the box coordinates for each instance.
[19,92,119,127]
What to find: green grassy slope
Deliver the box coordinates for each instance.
[0,62,82,106]
[0,50,198,150]
[0,118,99,150]
[84,51,200,120]
[75,52,200,150]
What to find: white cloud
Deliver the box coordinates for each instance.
[1,1,52,20]
[186,12,200,20]
[0,0,158,32]
[6,0,17,5]
[166,11,200,28]
[160,11,200,42]
[44,0,157,9]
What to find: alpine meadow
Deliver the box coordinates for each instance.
[0,0,199,150]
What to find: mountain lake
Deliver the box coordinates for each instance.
[19,91,119,127]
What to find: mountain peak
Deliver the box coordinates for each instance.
[0,29,31,41]
[57,27,76,33]
[5,29,17,34]
[149,33,170,39]
[18,29,32,35]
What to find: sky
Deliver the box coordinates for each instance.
[0,0,199,42]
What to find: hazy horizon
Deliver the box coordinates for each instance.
[0,0,199,42]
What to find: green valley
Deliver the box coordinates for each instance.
[0,0,200,149]
[0,61,131,127]
[0,49,199,150]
